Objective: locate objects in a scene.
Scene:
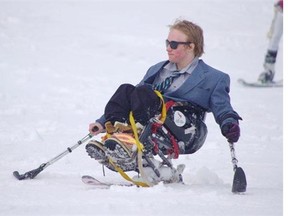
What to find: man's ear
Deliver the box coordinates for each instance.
[189,43,195,51]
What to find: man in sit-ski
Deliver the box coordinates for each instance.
[86,19,242,186]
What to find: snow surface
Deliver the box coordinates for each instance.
[0,0,284,215]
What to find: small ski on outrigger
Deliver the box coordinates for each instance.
[81,175,134,188]
[229,142,247,193]
[238,78,282,88]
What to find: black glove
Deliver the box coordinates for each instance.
[221,122,240,143]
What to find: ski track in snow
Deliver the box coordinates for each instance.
[0,1,283,215]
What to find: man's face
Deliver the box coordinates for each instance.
[166,29,192,64]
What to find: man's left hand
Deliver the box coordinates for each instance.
[221,122,240,143]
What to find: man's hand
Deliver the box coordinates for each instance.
[221,122,240,143]
[89,122,104,136]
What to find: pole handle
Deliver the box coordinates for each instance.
[92,125,99,132]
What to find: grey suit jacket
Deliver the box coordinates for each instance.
[139,59,241,127]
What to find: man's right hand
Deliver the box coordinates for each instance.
[89,122,104,136]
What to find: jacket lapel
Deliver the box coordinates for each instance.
[144,61,169,85]
[171,60,208,95]
[143,60,208,95]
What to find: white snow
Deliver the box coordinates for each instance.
[0,0,284,215]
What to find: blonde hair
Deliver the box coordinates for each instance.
[169,19,204,57]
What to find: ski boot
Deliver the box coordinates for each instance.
[103,133,138,172]
[258,51,276,83]
[85,140,116,171]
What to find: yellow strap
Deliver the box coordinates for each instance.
[129,112,153,187]
[128,91,166,151]
[105,91,167,187]
[154,90,167,123]
[129,112,144,152]
[101,113,151,187]
[100,115,150,187]
[108,157,149,187]
[122,91,167,187]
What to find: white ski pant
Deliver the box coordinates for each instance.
[267,9,283,52]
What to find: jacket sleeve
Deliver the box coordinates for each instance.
[96,114,106,127]
[210,73,242,127]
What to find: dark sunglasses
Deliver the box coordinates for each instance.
[165,39,191,50]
